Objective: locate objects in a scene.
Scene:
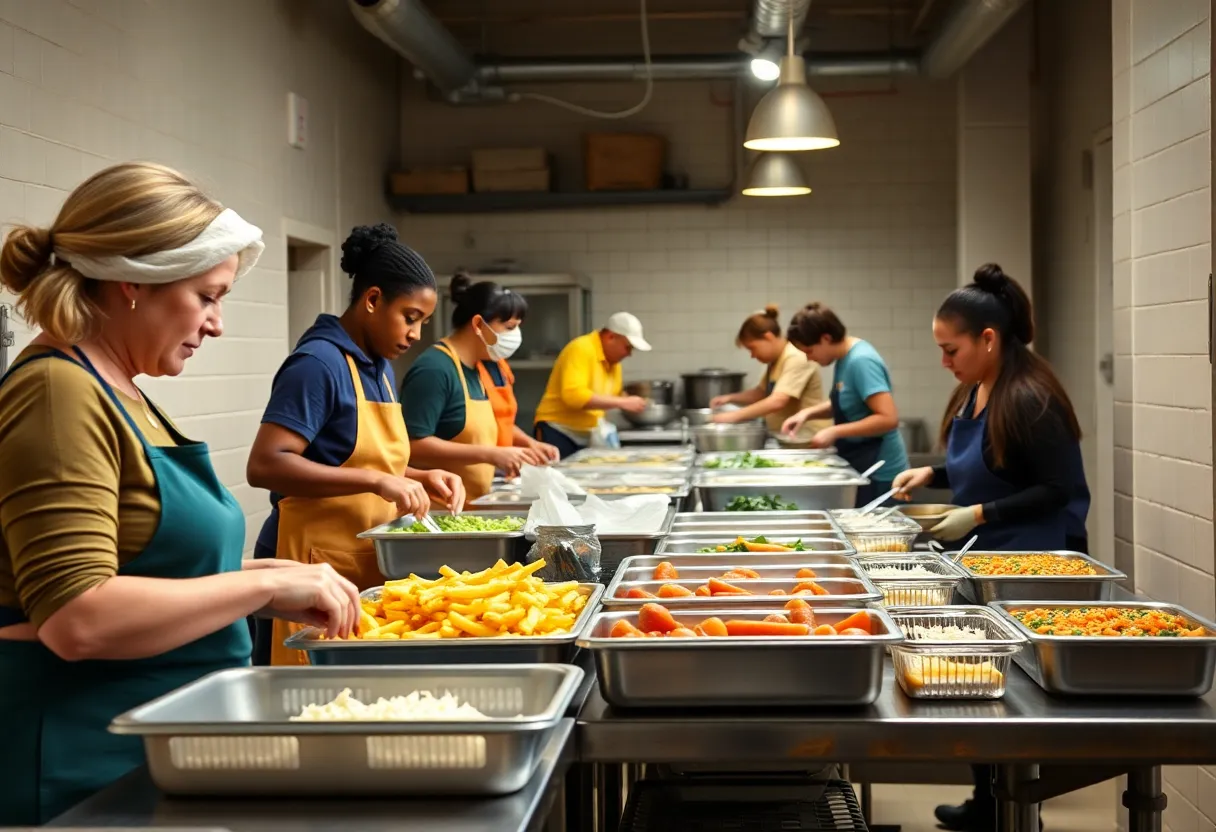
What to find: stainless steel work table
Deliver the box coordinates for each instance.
[50,719,575,832]
[575,660,1216,832]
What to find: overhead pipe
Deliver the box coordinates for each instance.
[920,0,1030,78]
[750,0,812,39]
[348,0,477,93]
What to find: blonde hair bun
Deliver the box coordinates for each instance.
[0,225,54,294]
[763,303,780,318]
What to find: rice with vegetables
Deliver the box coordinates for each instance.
[1011,607,1207,637]
[961,554,1096,576]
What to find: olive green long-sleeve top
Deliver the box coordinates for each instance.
[0,346,179,627]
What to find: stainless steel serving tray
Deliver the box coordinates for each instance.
[563,471,692,499]
[696,450,852,471]
[109,664,583,797]
[657,535,856,556]
[283,583,605,665]
[625,551,858,570]
[613,557,866,584]
[953,551,1127,603]
[672,509,842,532]
[559,446,694,468]
[857,553,969,607]
[989,601,1216,697]
[603,575,883,609]
[695,471,867,512]
[578,606,904,707]
[358,511,530,579]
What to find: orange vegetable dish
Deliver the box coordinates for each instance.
[961,554,1097,576]
[616,562,830,600]
[1011,607,1207,637]
[607,602,877,638]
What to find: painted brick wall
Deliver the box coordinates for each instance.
[0,0,399,550]
[396,75,962,435]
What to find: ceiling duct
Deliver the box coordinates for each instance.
[750,0,811,40]
[920,0,1029,78]
[348,0,477,93]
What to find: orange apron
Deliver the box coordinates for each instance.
[270,353,410,666]
[476,358,518,447]
[434,341,499,500]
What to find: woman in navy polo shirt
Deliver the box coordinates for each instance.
[246,224,464,665]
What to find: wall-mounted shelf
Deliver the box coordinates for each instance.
[388,188,734,214]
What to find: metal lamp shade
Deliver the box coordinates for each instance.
[744,55,840,152]
[741,152,811,197]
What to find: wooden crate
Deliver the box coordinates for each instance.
[389,167,468,196]
[584,133,665,191]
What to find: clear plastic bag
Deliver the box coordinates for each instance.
[589,418,621,448]
[526,524,602,583]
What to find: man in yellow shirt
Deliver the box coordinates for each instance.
[534,312,650,458]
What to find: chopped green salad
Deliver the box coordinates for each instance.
[704,452,829,470]
[697,535,808,553]
[397,515,526,533]
[726,495,799,512]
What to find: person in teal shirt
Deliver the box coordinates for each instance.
[780,303,909,506]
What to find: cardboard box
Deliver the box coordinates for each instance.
[389,167,469,196]
[584,133,665,191]
[472,147,548,173]
[473,168,551,193]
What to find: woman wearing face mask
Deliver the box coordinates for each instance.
[893,264,1088,832]
[708,305,832,442]
[402,274,559,499]
[246,224,465,666]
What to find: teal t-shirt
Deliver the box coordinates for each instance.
[401,345,505,441]
[832,340,908,482]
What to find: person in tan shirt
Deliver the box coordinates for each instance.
[710,305,832,441]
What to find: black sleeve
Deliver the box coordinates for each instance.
[981,401,1073,525]
[930,465,950,489]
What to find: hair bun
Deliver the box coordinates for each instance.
[449,271,472,303]
[763,303,780,319]
[973,263,1008,294]
[340,223,399,275]
[0,225,54,294]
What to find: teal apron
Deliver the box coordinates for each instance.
[0,347,250,826]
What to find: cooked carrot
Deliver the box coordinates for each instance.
[694,585,712,597]
[721,569,759,581]
[768,589,788,596]
[784,598,816,626]
[711,590,753,596]
[638,603,679,633]
[839,628,870,637]
[625,587,657,599]
[835,610,873,635]
[652,561,679,581]
[812,624,838,636]
[793,589,815,596]
[764,613,791,624]
[725,619,810,637]
[610,619,644,638]
[708,577,747,594]
[668,627,698,638]
[693,625,708,636]
[795,567,818,579]
[657,583,695,598]
[743,541,794,553]
[793,580,830,596]
[698,616,729,637]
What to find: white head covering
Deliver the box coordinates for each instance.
[54,208,265,285]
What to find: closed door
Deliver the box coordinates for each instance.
[288,270,326,350]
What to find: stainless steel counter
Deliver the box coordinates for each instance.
[51,720,575,832]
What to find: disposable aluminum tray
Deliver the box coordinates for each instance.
[857,553,968,607]
[625,551,858,570]
[283,583,605,666]
[830,510,923,553]
[559,446,695,468]
[953,551,1127,603]
[108,664,583,797]
[358,511,530,579]
[696,471,866,512]
[696,450,852,471]
[578,606,904,707]
[888,606,1027,700]
[604,574,883,610]
[658,535,856,556]
[989,601,1216,697]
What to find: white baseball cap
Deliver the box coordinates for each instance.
[605,311,652,352]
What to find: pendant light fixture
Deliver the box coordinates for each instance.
[741,152,811,196]
[743,1,839,152]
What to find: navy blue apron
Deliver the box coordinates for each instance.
[945,388,1089,550]
[829,383,886,508]
[0,347,250,825]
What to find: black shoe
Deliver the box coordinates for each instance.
[934,800,996,832]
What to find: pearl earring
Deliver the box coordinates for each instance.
[130,299,137,311]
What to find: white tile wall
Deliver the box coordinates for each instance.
[396,77,960,432]
[0,0,400,551]
[1112,0,1215,828]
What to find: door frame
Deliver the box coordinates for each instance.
[1091,126,1115,571]
[282,218,342,317]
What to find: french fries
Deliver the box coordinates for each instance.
[345,559,589,641]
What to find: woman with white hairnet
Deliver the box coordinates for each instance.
[0,162,361,825]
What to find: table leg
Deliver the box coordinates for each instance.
[567,764,595,832]
[595,762,624,832]
[1124,767,1166,832]
[544,774,568,832]
[995,764,1040,832]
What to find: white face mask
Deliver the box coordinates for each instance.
[482,325,522,361]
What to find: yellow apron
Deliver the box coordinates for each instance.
[434,340,499,500]
[270,353,410,666]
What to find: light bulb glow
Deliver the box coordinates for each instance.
[743,136,841,152]
[750,58,780,81]
[741,185,812,197]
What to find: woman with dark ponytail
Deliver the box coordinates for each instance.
[895,263,1089,831]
